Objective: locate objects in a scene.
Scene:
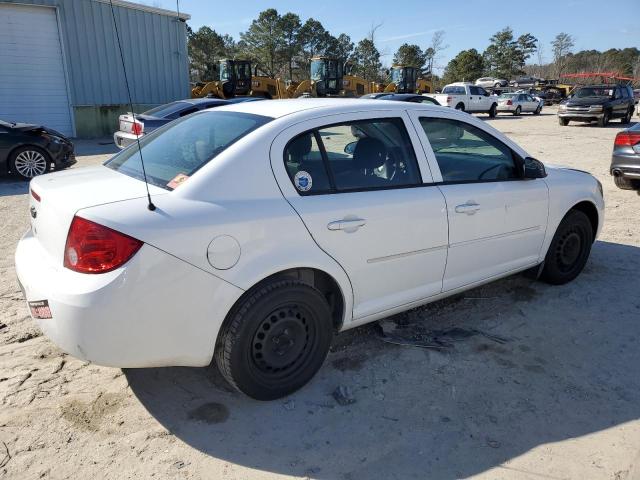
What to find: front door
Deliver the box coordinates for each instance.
[270,112,449,320]
[409,112,549,291]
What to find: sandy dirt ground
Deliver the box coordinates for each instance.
[1,109,639,480]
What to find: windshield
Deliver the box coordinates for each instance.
[310,60,326,81]
[235,62,251,80]
[0,120,16,127]
[142,101,190,118]
[391,68,404,83]
[575,87,614,98]
[219,62,230,81]
[105,111,272,190]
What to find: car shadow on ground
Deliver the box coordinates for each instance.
[0,178,29,197]
[567,121,638,129]
[72,138,119,156]
[126,239,640,479]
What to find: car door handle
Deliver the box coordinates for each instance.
[327,218,366,231]
[455,202,481,215]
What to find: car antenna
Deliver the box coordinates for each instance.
[108,0,155,211]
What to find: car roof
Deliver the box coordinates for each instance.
[185,98,230,105]
[211,98,444,119]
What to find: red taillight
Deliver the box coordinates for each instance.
[131,121,143,136]
[64,216,143,274]
[446,96,452,103]
[506,99,513,105]
[614,132,640,147]
[31,188,41,202]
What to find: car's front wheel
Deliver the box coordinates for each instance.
[597,111,610,127]
[215,279,333,400]
[10,146,50,180]
[558,117,569,126]
[621,108,633,124]
[488,103,497,118]
[541,210,593,285]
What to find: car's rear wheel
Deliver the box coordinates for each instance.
[10,146,50,180]
[541,210,593,285]
[558,117,569,126]
[613,174,638,190]
[215,279,333,400]
[513,106,522,116]
[455,103,465,111]
[597,111,610,127]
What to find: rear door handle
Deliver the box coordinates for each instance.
[327,218,366,231]
[455,202,480,215]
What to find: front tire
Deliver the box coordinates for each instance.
[558,117,569,126]
[488,103,497,118]
[534,105,541,115]
[215,280,333,400]
[10,146,50,180]
[621,108,632,124]
[597,111,610,127]
[540,210,593,285]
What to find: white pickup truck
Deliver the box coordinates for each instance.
[430,82,498,117]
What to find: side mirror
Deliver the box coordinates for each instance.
[344,141,357,155]
[523,157,546,179]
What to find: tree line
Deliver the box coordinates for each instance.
[187,10,640,87]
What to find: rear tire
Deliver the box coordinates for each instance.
[613,174,638,190]
[558,117,569,126]
[513,106,521,116]
[215,279,333,400]
[540,210,593,285]
[455,103,465,112]
[9,146,50,180]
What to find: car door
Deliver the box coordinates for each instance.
[270,111,449,320]
[407,110,549,291]
[523,94,536,112]
[468,86,483,112]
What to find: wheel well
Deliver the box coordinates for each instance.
[232,268,345,331]
[571,201,599,242]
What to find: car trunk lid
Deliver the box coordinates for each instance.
[28,166,166,263]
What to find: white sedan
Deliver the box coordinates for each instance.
[497,93,543,115]
[15,99,604,400]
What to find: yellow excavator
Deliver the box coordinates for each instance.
[191,59,293,99]
[293,57,375,97]
[374,65,432,94]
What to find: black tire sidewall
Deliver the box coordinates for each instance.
[217,280,333,400]
[10,146,51,180]
[542,210,593,285]
[489,104,497,118]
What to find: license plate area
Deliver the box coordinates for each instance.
[28,299,52,319]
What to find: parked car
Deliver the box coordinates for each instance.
[366,93,440,105]
[0,120,75,180]
[16,99,604,400]
[497,93,543,115]
[475,77,508,89]
[558,84,635,127]
[610,122,640,191]
[113,97,265,149]
[429,83,498,116]
[509,76,542,88]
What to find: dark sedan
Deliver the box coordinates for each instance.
[113,97,265,149]
[361,93,441,105]
[611,122,640,192]
[0,120,75,180]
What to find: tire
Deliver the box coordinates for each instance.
[215,279,333,400]
[621,108,632,124]
[597,111,610,127]
[558,117,569,126]
[455,103,465,112]
[534,105,541,115]
[9,146,50,180]
[540,210,594,285]
[613,174,638,190]
[513,106,521,116]
[488,103,497,118]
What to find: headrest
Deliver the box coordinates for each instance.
[288,134,313,159]
[353,137,386,170]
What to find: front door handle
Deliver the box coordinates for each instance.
[327,218,366,231]
[455,202,481,215]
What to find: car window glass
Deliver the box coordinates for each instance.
[478,87,487,96]
[420,117,519,183]
[308,118,421,192]
[283,133,331,194]
[179,107,199,117]
[142,101,190,118]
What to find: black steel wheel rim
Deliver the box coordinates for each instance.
[250,304,314,377]
[556,228,583,272]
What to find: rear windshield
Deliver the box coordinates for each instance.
[499,93,516,98]
[105,111,272,190]
[142,101,192,118]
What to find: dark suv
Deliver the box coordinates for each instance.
[558,84,635,127]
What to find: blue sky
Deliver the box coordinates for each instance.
[149,0,639,73]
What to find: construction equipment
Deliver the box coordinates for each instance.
[191,59,252,99]
[376,65,432,94]
[292,57,375,97]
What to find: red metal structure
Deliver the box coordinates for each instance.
[561,72,636,83]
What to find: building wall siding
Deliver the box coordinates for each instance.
[0,0,189,107]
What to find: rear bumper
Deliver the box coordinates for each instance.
[610,151,640,179]
[114,131,143,150]
[15,228,243,368]
[497,104,517,112]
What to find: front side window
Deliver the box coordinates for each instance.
[106,111,272,190]
[283,118,421,194]
[420,117,519,183]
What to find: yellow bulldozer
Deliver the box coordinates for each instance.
[292,56,375,97]
[191,59,293,100]
[374,65,432,94]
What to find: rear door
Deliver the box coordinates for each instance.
[270,111,449,320]
[408,110,548,291]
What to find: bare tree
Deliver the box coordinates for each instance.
[424,30,448,78]
[551,32,574,78]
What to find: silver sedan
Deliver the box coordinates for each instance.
[475,77,508,89]
[496,93,543,115]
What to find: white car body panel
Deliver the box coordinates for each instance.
[15,99,604,368]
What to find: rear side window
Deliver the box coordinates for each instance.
[106,111,272,190]
[142,101,190,118]
[443,85,466,95]
[284,118,421,194]
[420,117,519,183]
